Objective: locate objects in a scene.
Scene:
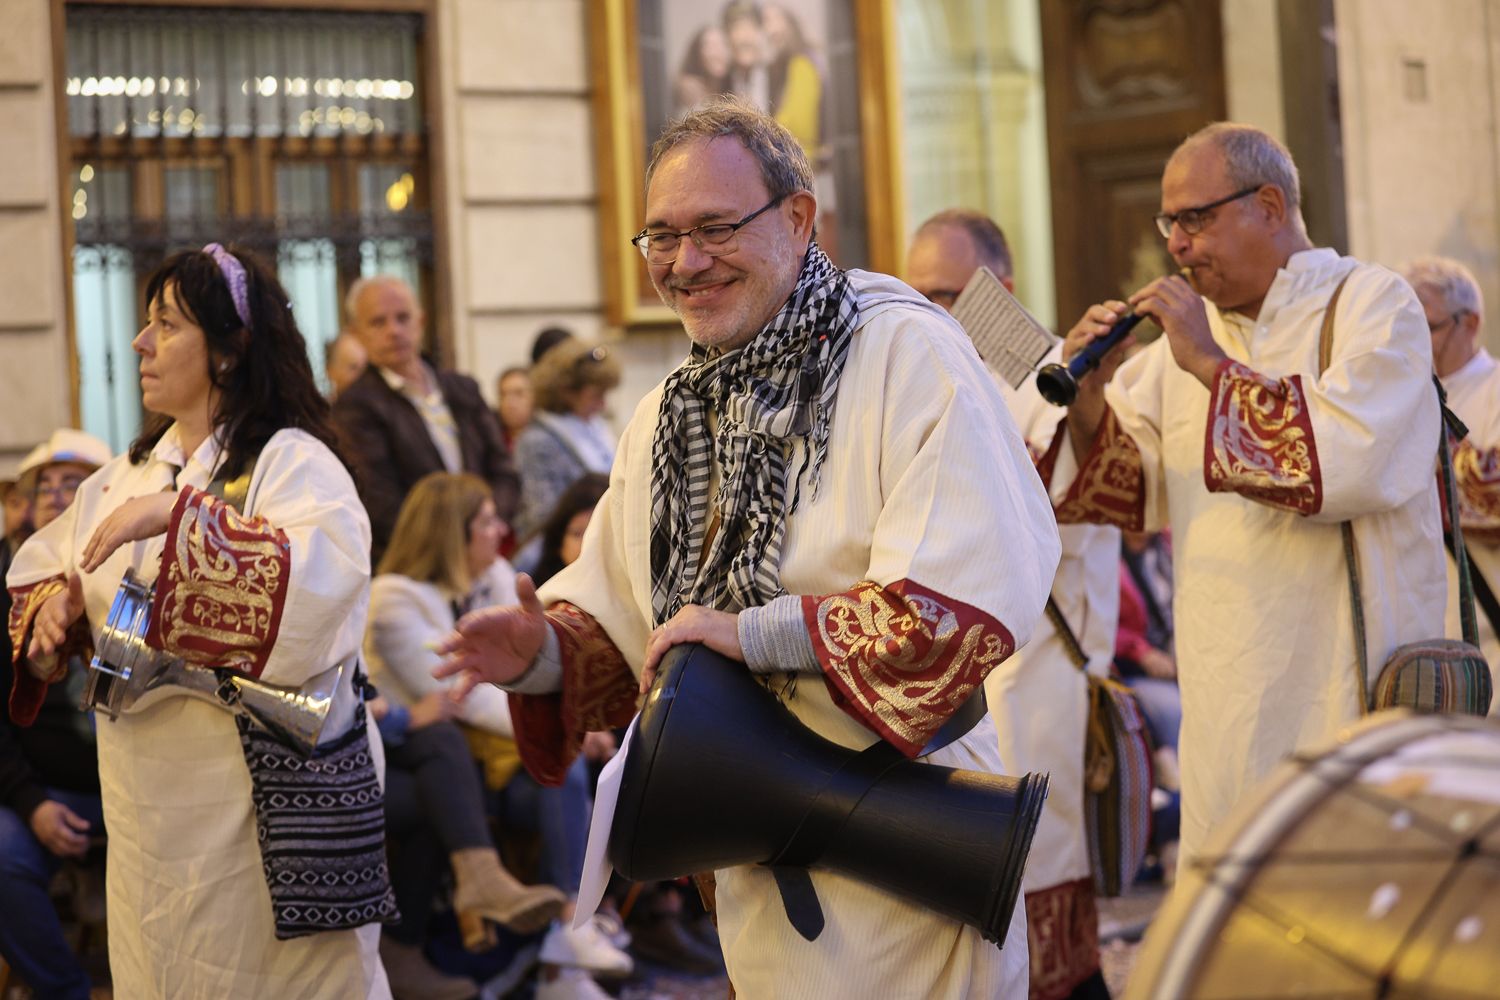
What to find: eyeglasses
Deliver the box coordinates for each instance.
[1154,186,1262,239]
[631,196,785,264]
[1429,312,1468,334]
[921,288,964,310]
[34,477,85,501]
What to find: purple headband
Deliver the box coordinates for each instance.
[202,242,252,331]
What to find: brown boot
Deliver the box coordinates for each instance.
[451,847,567,939]
[379,935,479,1000]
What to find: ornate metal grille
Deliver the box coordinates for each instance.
[66,4,434,448]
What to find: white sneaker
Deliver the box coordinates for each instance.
[539,919,634,977]
[534,967,614,1000]
[590,910,631,949]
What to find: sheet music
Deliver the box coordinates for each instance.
[950,267,1059,389]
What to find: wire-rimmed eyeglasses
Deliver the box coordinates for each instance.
[631,196,785,264]
[1154,186,1262,239]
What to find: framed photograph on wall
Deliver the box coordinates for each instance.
[591,0,903,328]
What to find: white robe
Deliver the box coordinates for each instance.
[986,346,1120,993]
[6,426,389,999]
[366,561,521,735]
[989,351,1121,889]
[536,270,1061,999]
[1439,347,1500,715]
[1045,248,1446,867]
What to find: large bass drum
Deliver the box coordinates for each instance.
[1127,711,1500,1000]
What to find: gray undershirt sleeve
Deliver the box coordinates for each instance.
[738,595,822,674]
[502,624,565,694]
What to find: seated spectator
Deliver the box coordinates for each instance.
[333,275,519,561]
[365,473,630,995]
[0,429,111,999]
[531,325,576,365]
[372,686,562,1000]
[530,473,609,586]
[495,366,533,455]
[324,330,368,401]
[1115,530,1181,752]
[512,341,621,547]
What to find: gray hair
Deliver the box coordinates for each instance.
[1401,255,1485,320]
[1177,122,1303,217]
[644,94,813,201]
[915,209,1013,279]
[343,274,415,325]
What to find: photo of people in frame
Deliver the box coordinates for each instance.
[637,0,869,267]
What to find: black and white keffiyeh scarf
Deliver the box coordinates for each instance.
[648,243,860,625]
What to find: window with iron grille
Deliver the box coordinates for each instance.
[66,4,434,450]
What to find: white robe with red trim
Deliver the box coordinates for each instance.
[535,270,1060,999]
[986,348,1120,997]
[6,426,388,999]
[1440,348,1500,714]
[1042,248,1446,868]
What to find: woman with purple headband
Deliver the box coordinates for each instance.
[6,244,393,996]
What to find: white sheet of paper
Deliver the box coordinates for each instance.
[572,715,638,929]
[950,266,1058,389]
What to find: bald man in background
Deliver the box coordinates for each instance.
[333,276,519,559]
[910,210,1118,1000]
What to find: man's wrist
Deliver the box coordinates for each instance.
[739,595,820,674]
[505,625,565,694]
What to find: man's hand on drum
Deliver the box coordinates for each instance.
[433,573,549,699]
[640,606,742,695]
[28,572,85,666]
[79,491,177,573]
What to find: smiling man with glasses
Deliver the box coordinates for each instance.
[1046,122,1448,880]
[436,95,1061,998]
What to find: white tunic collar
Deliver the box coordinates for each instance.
[1443,347,1498,392]
[149,423,232,486]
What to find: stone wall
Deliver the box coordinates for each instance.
[437,0,684,431]
[0,1,70,476]
[1337,0,1500,344]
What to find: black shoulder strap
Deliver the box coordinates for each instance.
[206,451,261,514]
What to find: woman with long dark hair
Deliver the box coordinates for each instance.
[6,245,391,996]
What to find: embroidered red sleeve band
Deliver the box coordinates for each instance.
[8,576,73,726]
[509,601,639,786]
[1452,438,1500,543]
[145,486,290,679]
[1038,407,1147,531]
[1204,359,1323,515]
[803,578,1015,758]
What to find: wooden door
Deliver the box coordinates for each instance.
[1039,0,1227,329]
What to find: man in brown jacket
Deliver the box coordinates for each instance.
[333,275,520,559]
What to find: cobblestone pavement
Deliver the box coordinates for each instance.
[1097,880,1169,996]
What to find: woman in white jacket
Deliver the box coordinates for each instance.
[366,472,629,989]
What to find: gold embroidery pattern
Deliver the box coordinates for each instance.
[1205,361,1321,514]
[8,576,67,671]
[1453,439,1500,541]
[7,576,72,725]
[510,601,638,786]
[809,579,1014,757]
[1026,877,1101,1000]
[1042,407,1147,531]
[146,488,289,677]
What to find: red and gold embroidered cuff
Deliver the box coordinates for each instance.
[145,486,290,678]
[1039,407,1147,531]
[1453,439,1500,541]
[7,576,70,726]
[509,601,639,786]
[804,578,1014,757]
[1204,359,1322,514]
